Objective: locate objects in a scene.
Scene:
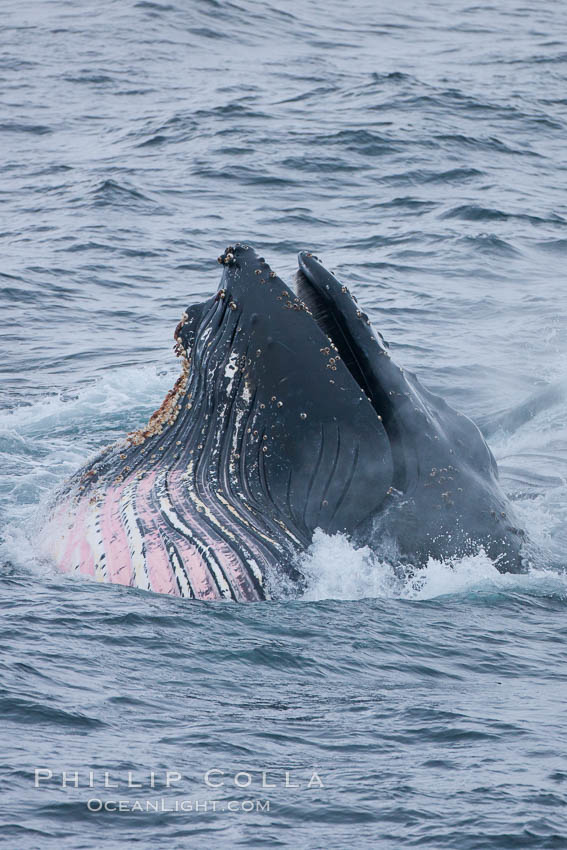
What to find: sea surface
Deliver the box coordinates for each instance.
[1,1,567,847]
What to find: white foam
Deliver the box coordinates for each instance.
[0,365,176,438]
[298,529,567,602]
[299,529,396,601]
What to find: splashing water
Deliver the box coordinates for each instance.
[299,529,567,602]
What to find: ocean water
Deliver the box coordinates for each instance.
[1,0,567,847]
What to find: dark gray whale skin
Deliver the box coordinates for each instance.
[180,243,526,576]
[295,250,526,573]
[46,244,527,601]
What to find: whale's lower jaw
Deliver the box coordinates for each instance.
[43,463,301,601]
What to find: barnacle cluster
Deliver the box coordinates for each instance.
[217,245,237,266]
[126,351,191,447]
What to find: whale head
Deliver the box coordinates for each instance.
[171,244,395,548]
[45,244,526,600]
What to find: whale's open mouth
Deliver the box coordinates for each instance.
[295,251,406,491]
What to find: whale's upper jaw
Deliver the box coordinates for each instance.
[295,251,391,427]
[294,249,527,571]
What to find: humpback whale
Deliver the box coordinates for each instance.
[44,245,527,599]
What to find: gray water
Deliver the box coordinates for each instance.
[1,1,567,847]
